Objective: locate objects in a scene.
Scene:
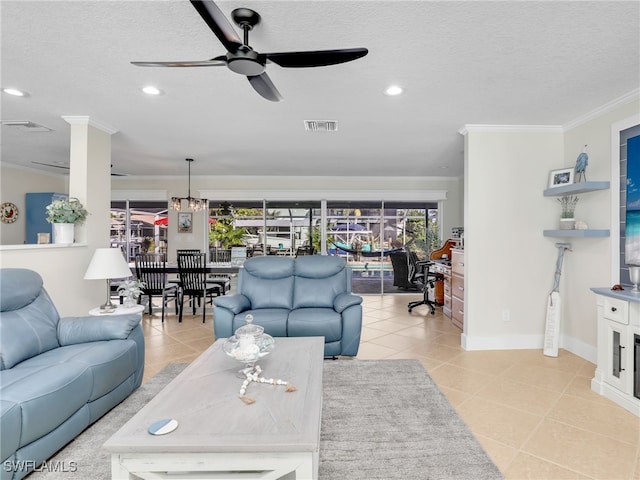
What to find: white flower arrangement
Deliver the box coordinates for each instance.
[117,279,146,299]
[45,197,89,224]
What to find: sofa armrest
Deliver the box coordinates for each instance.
[213,294,251,314]
[334,292,363,313]
[57,314,141,346]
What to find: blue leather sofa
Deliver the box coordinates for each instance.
[213,255,363,356]
[0,268,145,480]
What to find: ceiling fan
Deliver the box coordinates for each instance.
[31,162,127,176]
[131,0,368,102]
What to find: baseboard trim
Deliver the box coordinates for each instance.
[461,333,596,363]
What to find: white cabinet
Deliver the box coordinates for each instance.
[591,289,640,416]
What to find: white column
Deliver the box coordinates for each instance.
[62,116,118,246]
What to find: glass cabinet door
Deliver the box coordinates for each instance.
[606,320,629,393]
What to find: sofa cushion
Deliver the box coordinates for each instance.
[288,308,343,342]
[58,314,141,345]
[232,309,290,337]
[0,269,43,313]
[15,340,139,401]
[293,256,348,309]
[0,400,21,462]
[240,257,295,310]
[0,363,92,447]
[0,293,60,371]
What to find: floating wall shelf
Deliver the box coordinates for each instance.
[543,229,610,238]
[543,180,610,238]
[543,181,610,197]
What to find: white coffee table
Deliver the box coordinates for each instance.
[103,336,325,479]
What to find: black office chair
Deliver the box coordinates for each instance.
[177,252,221,323]
[406,251,442,315]
[389,251,417,290]
[134,253,179,322]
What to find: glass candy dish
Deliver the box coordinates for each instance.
[223,315,275,376]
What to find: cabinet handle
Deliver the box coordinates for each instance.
[619,344,625,372]
[458,286,464,291]
[611,307,617,312]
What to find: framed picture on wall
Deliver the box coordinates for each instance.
[548,168,574,188]
[178,213,192,233]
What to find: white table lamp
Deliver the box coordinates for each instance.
[85,248,132,312]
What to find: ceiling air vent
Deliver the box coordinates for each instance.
[304,120,338,132]
[1,120,53,132]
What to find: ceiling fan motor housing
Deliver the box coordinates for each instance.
[227,46,265,76]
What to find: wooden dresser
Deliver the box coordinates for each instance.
[451,248,465,330]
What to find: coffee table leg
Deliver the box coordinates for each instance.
[110,452,317,479]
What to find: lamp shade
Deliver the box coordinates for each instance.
[84,248,132,280]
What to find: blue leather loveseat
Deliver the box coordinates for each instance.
[213,255,363,356]
[0,268,145,480]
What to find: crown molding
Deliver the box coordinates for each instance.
[458,124,563,135]
[61,115,118,135]
[563,88,640,131]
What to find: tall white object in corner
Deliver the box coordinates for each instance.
[544,243,571,357]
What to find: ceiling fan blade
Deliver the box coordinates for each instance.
[190,0,242,52]
[265,48,368,68]
[131,58,227,67]
[32,161,69,170]
[247,73,283,102]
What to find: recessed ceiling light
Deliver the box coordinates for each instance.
[142,86,162,95]
[3,88,26,97]
[384,85,404,96]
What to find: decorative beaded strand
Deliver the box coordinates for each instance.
[239,365,297,404]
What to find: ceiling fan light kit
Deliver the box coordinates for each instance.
[131,0,368,102]
[171,158,207,212]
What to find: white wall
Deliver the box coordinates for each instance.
[461,95,640,362]
[561,100,640,358]
[1,119,116,317]
[0,164,67,245]
[462,126,565,350]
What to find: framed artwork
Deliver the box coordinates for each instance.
[177,213,192,233]
[37,232,50,244]
[548,168,574,188]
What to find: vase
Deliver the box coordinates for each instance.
[124,295,137,308]
[559,218,575,230]
[53,223,74,244]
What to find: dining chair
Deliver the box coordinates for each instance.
[134,253,179,322]
[177,252,221,323]
[178,248,231,295]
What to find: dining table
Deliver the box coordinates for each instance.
[128,262,242,275]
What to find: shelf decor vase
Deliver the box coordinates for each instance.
[559,218,575,230]
[53,223,74,244]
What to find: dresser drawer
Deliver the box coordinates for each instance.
[451,250,464,276]
[451,274,464,300]
[603,297,629,325]
[452,296,464,324]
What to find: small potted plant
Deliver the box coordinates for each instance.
[117,279,146,308]
[557,195,579,230]
[45,197,89,244]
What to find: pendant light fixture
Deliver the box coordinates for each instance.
[170,158,207,212]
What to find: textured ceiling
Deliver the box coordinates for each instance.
[1,0,639,178]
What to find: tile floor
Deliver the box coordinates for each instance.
[139,294,640,480]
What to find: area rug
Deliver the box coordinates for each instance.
[28,360,502,480]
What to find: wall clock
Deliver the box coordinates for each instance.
[1,202,19,223]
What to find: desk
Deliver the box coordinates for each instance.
[89,304,145,317]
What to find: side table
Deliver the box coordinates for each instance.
[89,304,145,317]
